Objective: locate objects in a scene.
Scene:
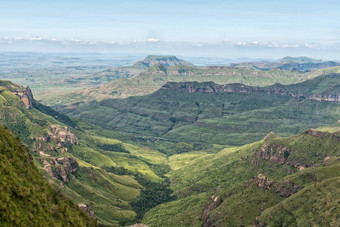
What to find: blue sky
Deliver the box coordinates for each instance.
[0,0,339,58]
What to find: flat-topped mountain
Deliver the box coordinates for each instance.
[132,55,194,69]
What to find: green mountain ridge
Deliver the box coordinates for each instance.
[62,73,340,149]
[45,63,340,107]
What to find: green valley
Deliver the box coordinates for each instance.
[1,56,340,227]
[62,73,340,148]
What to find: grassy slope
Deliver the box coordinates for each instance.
[0,126,97,226]
[143,126,340,227]
[0,80,170,226]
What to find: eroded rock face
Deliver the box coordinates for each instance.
[252,217,266,227]
[42,157,79,182]
[12,86,34,108]
[125,224,149,227]
[255,174,301,197]
[48,124,79,147]
[32,125,78,153]
[201,193,222,227]
[78,203,95,216]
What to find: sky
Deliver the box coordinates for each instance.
[0,0,339,58]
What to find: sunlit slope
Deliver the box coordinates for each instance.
[143,127,340,226]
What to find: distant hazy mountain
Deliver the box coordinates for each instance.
[230,56,340,71]
[132,55,195,69]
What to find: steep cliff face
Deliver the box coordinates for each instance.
[161,78,340,103]
[12,85,34,108]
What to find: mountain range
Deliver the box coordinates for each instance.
[0,55,340,226]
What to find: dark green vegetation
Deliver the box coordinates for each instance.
[63,74,340,151]
[0,126,97,226]
[142,127,340,226]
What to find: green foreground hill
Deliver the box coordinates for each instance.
[0,126,97,226]
[143,127,340,226]
[0,80,173,226]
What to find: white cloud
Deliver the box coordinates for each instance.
[147,38,160,43]
[30,37,43,41]
[304,43,317,48]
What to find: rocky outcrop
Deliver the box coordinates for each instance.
[255,174,301,197]
[309,94,340,102]
[32,125,78,153]
[12,86,34,108]
[78,203,95,216]
[323,156,331,166]
[254,134,307,170]
[252,217,266,227]
[42,157,79,182]
[48,125,79,147]
[303,129,340,141]
[125,224,149,227]
[201,190,222,227]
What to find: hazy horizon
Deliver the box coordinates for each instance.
[1,1,339,59]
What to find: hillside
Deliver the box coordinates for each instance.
[0,126,97,226]
[230,56,340,71]
[62,73,340,148]
[0,80,174,226]
[143,127,340,226]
